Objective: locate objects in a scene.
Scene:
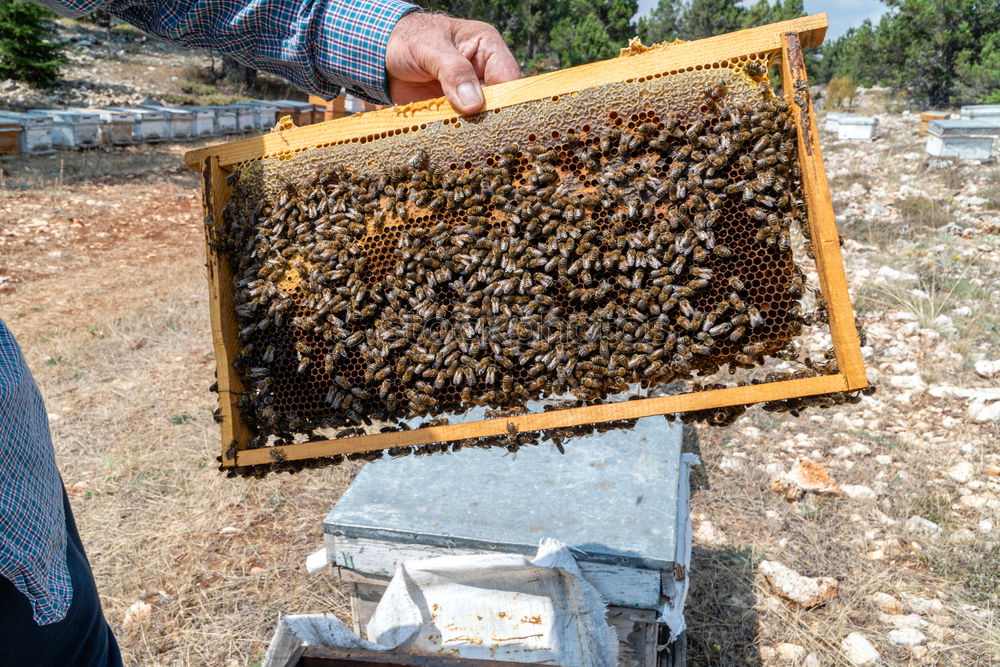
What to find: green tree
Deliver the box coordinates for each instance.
[550,3,617,66]
[638,0,683,43]
[819,0,1000,106]
[679,0,744,40]
[0,0,65,87]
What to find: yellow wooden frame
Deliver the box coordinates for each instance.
[189,14,867,468]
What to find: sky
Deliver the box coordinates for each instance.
[635,0,892,40]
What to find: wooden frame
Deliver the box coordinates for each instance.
[190,14,867,469]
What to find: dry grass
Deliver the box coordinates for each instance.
[1,157,363,665]
[2,115,998,665]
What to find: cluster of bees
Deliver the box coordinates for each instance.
[217,80,849,475]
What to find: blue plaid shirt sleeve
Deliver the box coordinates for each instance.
[0,319,71,626]
[35,0,418,103]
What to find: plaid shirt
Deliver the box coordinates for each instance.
[0,319,69,626]
[10,1,417,625]
[37,0,418,103]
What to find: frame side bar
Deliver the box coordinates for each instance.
[232,373,849,466]
[185,14,828,170]
[779,33,867,390]
[203,157,255,463]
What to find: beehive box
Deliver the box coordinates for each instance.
[0,118,20,155]
[186,14,867,473]
[29,108,102,149]
[0,111,55,155]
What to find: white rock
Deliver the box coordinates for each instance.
[694,520,726,546]
[841,484,876,500]
[947,461,974,484]
[218,526,242,536]
[902,594,945,615]
[904,516,942,537]
[786,459,841,495]
[978,519,994,534]
[122,600,152,629]
[890,373,927,390]
[870,592,903,614]
[951,305,973,317]
[875,454,893,465]
[803,653,821,667]
[876,266,916,282]
[974,359,1000,378]
[969,398,1000,423]
[841,632,880,665]
[776,642,807,661]
[888,627,926,646]
[759,560,839,608]
[879,613,926,629]
[931,314,956,333]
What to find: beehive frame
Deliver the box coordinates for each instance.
[187,14,866,469]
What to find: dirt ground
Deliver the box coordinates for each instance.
[0,124,998,665]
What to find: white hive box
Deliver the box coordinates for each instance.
[29,108,101,149]
[227,103,257,133]
[836,114,877,140]
[139,105,194,141]
[926,119,999,161]
[246,101,280,130]
[183,107,217,138]
[824,111,849,133]
[195,106,238,136]
[88,108,135,146]
[960,104,1000,127]
[0,111,55,154]
[105,106,168,143]
[324,416,692,667]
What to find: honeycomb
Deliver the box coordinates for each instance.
[219,54,811,447]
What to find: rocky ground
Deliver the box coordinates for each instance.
[684,114,999,665]
[1,35,998,666]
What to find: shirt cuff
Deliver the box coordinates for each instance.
[314,0,417,105]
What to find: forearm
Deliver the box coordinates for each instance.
[35,0,416,103]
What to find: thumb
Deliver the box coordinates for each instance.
[430,48,485,114]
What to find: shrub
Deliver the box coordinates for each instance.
[0,0,66,87]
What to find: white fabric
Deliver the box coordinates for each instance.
[367,538,617,667]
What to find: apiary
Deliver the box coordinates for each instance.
[919,111,950,135]
[836,114,877,140]
[248,102,281,130]
[823,111,848,133]
[91,108,135,146]
[960,104,1000,127]
[230,103,266,132]
[0,118,20,155]
[0,111,55,154]
[29,108,101,149]
[186,14,867,473]
[182,106,217,138]
[271,99,316,126]
[139,105,194,141]
[926,119,999,161]
[106,106,168,143]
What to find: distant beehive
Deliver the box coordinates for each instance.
[187,14,867,474]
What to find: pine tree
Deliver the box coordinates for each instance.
[0,0,65,86]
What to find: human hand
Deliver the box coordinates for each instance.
[385,12,521,114]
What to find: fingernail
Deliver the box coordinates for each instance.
[457,82,483,110]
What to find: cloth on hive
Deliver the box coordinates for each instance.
[263,539,616,667]
[367,538,617,667]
